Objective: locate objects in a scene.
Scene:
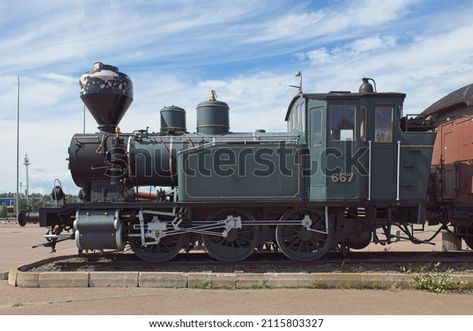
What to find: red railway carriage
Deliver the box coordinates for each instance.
[424,84,473,248]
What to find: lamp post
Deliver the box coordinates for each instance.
[289,71,303,94]
[16,76,20,218]
[24,153,30,206]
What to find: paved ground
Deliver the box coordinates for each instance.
[0,280,472,314]
[1,222,472,315]
[0,223,77,273]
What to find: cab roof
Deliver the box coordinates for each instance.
[285,92,406,121]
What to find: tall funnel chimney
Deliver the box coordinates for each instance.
[80,62,133,132]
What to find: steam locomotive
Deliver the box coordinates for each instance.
[20,62,459,262]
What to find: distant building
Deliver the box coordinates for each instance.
[0,198,16,218]
[0,198,15,206]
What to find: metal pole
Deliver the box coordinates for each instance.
[299,73,302,93]
[16,76,20,219]
[26,162,28,205]
[83,104,86,133]
[368,140,372,201]
[24,153,30,206]
[396,140,401,201]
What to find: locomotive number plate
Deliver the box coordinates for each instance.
[331,173,353,183]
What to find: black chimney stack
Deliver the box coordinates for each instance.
[80,62,133,132]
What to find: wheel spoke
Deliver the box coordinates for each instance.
[238,229,255,235]
[304,241,310,252]
[287,238,300,248]
[235,235,250,244]
[284,233,299,241]
[161,241,170,252]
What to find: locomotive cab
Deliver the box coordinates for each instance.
[286,81,435,214]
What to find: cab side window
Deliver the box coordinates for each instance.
[375,106,393,143]
[312,108,322,145]
[330,105,355,141]
[288,101,306,133]
[360,106,367,142]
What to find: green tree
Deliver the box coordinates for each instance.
[65,195,78,203]
[0,206,7,219]
[0,192,78,212]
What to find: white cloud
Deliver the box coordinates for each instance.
[306,48,332,64]
[298,22,473,113]
[302,35,398,65]
[260,11,325,41]
[0,74,79,123]
[35,73,76,84]
[251,0,416,42]
[346,35,397,53]
[0,0,272,74]
[0,115,82,194]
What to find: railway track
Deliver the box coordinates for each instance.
[26,251,473,274]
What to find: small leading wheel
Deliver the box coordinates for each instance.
[275,208,331,261]
[202,209,260,262]
[129,234,184,262]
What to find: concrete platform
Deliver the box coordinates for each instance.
[38,272,89,288]
[139,272,187,288]
[89,272,139,288]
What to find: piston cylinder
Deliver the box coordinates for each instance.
[74,210,125,250]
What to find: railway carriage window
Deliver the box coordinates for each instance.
[360,106,367,141]
[375,106,393,143]
[312,108,322,145]
[330,105,355,141]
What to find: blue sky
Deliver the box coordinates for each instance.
[1,0,473,194]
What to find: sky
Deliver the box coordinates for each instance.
[1,0,473,194]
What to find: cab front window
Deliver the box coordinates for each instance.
[330,105,355,141]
